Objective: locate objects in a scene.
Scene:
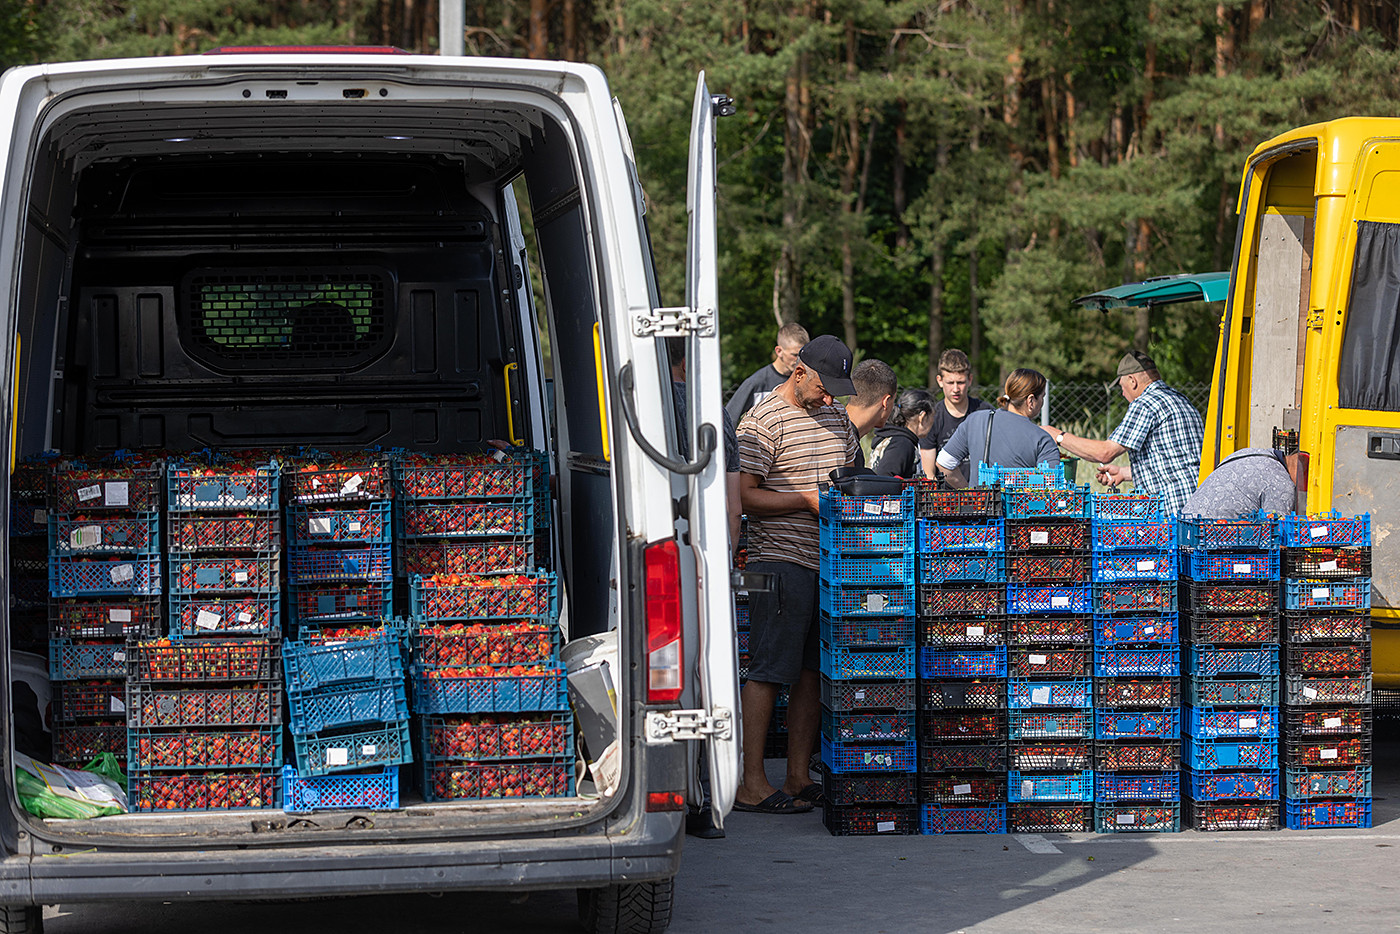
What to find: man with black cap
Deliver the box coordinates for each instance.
[1042,349,1204,514]
[1183,446,1305,518]
[733,334,861,814]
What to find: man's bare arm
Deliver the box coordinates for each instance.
[739,472,818,516]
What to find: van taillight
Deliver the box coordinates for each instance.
[645,540,683,704]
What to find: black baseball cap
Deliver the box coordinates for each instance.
[798,335,857,397]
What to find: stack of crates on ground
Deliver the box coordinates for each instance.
[817,484,918,836]
[49,455,165,772]
[1091,493,1181,834]
[731,520,788,758]
[994,465,1095,833]
[404,452,570,802]
[1180,513,1282,832]
[913,482,1006,835]
[286,454,394,639]
[10,456,52,655]
[1280,512,1374,830]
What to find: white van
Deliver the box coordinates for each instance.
[0,51,738,934]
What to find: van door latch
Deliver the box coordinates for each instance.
[633,305,716,338]
[644,708,733,743]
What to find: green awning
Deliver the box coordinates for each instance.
[1074,272,1231,311]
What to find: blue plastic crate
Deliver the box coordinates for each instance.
[1284,766,1372,799]
[1092,518,1176,552]
[820,614,915,648]
[283,632,405,692]
[917,646,1006,679]
[820,580,914,618]
[288,501,392,546]
[1188,675,1280,706]
[1004,486,1091,520]
[289,543,393,584]
[291,721,413,776]
[1007,584,1092,614]
[1281,512,1371,548]
[920,803,1007,834]
[1186,707,1280,739]
[393,452,534,502]
[1091,551,1175,583]
[1094,614,1178,646]
[1178,514,1279,551]
[1008,770,1094,803]
[978,462,1064,486]
[50,513,160,556]
[1095,772,1179,802]
[1186,738,1279,770]
[1094,647,1180,678]
[1007,679,1092,709]
[820,734,916,773]
[411,668,570,715]
[282,765,399,813]
[819,518,915,556]
[825,643,916,680]
[167,554,278,595]
[1185,551,1280,581]
[1284,579,1371,611]
[1092,581,1176,615]
[1095,802,1180,833]
[1189,645,1280,678]
[1188,768,1278,801]
[1008,709,1092,740]
[286,677,410,733]
[1092,492,1164,520]
[918,553,1006,584]
[1285,798,1372,830]
[1095,708,1180,741]
[49,555,162,597]
[410,573,558,623]
[169,593,281,637]
[819,487,914,522]
[167,458,279,511]
[822,551,915,585]
[48,639,126,680]
[917,518,1004,553]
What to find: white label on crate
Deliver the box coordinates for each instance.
[1311,525,1328,539]
[1029,654,1048,666]
[883,500,901,515]
[863,502,881,516]
[1116,813,1136,825]
[109,695,125,714]
[1050,596,1070,608]
[1144,626,1156,636]
[108,608,131,623]
[32,508,45,524]
[348,521,362,533]
[1320,748,1339,760]
[309,516,333,536]
[76,484,101,502]
[341,474,364,494]
[326,747,350,767]
[1239,718,1258,730]
[966,626,985,637]
[1233,563,1253,574]
[105,481,129,506]
[1303,687,1319,699]
[1137,560,1157,572]
[1030,530,1049,545]
[1030,686,1052,705]
[361,744,378,757]
[876,821,895,833]
[1312,587,1330,600]
[1021,780,1036,798]
[854,690,866,701]
[1324,717,1343,729]
[195,610,221,630]
[234,571,250,583]
[311,476,322,488]
[237,612,253,624]
[111,651,125,663]
[1055,498,1068,509]
[1320,560,1339,572]
[109,563,134,583]
[862,594,889,612]
[70,525,102,550]
[953,784,973,796]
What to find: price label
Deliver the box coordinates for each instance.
[1029,654,1048,666]
[862,594,889,612]
[326,748,350,766]
[1319,560,1339,572]
[309,516,333,535]
[342,474,365,494]
[1302,686,1319,699]
[1323,717,1343,729]
[1239,718,1257,730]
[32,508,45,524]
[1136,560,1157,572]
[854,690,866,701]
[1143,626,1155,636]
[1320,748,1339,760]
[1050,596,1070,608]
[70,525,103,550]
[1232,563,1252,574]
[953,784,973,796]
[361,745,378,757]
[234,571,250,584]
[863,502,881,516]
[966,626,985,637]
[1021,780,1036,798]
[76,484,102,502]
[1312,587,1330,600]
[1030,530,1049,545]
[1030,686,1051,705]
[1310,524,1329,539]
[883,499,902,515]
[109,696,126,714]
[876,821,895,833]
[348,521,363,533]
[105,481,129,506]
[109,608,132,623]
[1116,813,1136,825]
[110,563,134,583]
[237,612,253,624]
[111,651,126,663]
[195,610,222,630]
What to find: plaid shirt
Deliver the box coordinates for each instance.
[1109,380,1204,514]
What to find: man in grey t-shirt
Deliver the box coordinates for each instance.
[1183,447,1303,518]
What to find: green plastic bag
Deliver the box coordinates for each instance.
[14,752,128,819]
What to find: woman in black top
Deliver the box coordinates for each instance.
[871,389,937,478]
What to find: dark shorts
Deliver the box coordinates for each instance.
[745,560,820,684]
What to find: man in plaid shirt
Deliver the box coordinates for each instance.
[1042,350,1203,513]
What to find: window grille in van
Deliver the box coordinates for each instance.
[184,269,390,369]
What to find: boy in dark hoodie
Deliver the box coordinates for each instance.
[871,388,937,478]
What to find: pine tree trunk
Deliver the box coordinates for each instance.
[529,0,547,57]
[840,21,859,353]
[778,57,804,325]
[563,0,576,58]
[894,103,908,249]
[928,133,950,388]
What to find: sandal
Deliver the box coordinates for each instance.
[793,783,826,807]
[731,790,813,815]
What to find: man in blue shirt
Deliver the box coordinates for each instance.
[1042,350,1204,514]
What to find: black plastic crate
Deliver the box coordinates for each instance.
[920,710,1006,743]
[1188,612,1278,645]
[1282,734,1371,768]
[1004,519,1090,551]
[918,679,1007,711]
[820,678,916,712]
[912,484,1001,519]
[1183,580,1279,615]
[822,804,920,836]
[1005,552,1090,584]
[1282,547,1371,580]
[918,741,1008,773]
[1188,801,1280,832]
[1007,646,1091,679]
[1009,743,1093,771]
[920,774,1006,804]
[1095,678,1180,709]
[1006,614,1093,646]
[1008,803,1092,833]
[919,614,1005,647]
[918,583,1006,618]
[1284,706,1372,736]
[1282,611,1370,644]
[1095,741,1181,772]
[821,767,918,806]
[1286,643,1371,676]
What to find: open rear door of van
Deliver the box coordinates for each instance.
[685,71,740,826]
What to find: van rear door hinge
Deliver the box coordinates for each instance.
[644,707,732,743]
[632,305,715,339]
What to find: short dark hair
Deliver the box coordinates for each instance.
[665,336,685,368]
[938,349,972,376]
[890,388,936,428]
[851,358,897,407]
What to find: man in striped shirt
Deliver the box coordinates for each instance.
[733,334,861,813]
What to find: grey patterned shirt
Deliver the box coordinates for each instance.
[1183,447,1295,518]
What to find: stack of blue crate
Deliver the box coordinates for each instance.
[1090,493,1181,834]
[913,483,1007,835]
[1280,512,1374,830]
[818,485,918,836]
[1180,513,1282,832]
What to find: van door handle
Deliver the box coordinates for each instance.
[617,362,715,475]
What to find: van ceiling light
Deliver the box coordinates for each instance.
[165,137,193,143]
[384,135,413,140]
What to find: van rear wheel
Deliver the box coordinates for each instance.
[577,878,674,934]
[0,905,42,934]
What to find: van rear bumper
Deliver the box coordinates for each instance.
[13,812,682,904]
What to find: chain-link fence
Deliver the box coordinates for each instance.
[974,381,1212,439]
